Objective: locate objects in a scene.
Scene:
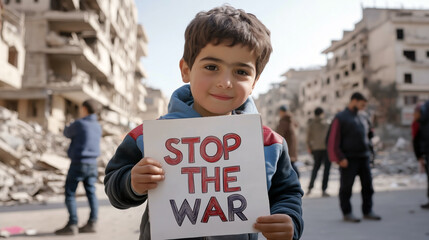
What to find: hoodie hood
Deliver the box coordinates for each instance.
[160,84,259,119]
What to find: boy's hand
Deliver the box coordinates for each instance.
[254,214,294,240]
[131,157,165,195]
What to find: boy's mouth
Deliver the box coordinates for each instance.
[210,93,233,101]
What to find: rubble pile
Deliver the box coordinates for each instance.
[0,106,122,205]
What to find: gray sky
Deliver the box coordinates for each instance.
[135,0,429,98]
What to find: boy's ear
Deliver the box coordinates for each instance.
[179,58,190,83]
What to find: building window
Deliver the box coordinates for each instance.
[363,78,368,86]
[396,29,404,40]
[335,73,340,80]
[426,51,429,58]
[404,73,412,83]
[336,91,341,98]
[344,71,349,77]
[8,47,18,67]
[404,96,418,105]
[321,96,327,103]
[351,62,356,71]
[326,78,330,84]
[27,101,38,117]
[403,50,416,61]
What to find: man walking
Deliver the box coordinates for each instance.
[55,99,102,235]
[327,92,381,222]
[306,107,331,197]
[276,105,300,177]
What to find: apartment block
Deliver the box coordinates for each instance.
[0,0,149,133]
[141,86,168,121]
[0,5,25,90]
[320,8,429,126]
[255,68,321,129]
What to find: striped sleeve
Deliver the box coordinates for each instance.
[327,118,344,163]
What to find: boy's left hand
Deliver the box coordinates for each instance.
[254,214,294,240]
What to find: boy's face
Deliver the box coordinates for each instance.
[180,43,259,117]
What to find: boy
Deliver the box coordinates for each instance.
[104,5,303,240]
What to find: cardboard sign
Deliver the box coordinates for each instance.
[144,114,270,240]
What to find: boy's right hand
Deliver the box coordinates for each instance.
[131,157,165,195]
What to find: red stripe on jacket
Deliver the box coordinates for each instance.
[327,118,344,163]
[129,124,143,140]
[263,125,283,146]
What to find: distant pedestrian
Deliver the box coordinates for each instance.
[417,100,429,209]
[275,105,300,178]
[55,99,102,235]
[306,107,331,197]
[326,92,381,222]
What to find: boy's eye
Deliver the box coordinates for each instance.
[205,65,218,71]
[237,69,249,76]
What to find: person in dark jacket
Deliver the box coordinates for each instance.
[306,107,331,197]
[104,5,303,240]
[418,100,429,209]
[326,92,381,222]
[275,105,300,178]
[55,99,102,235]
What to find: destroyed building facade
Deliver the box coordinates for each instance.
[0,0,152,134]
[256,8,429,132]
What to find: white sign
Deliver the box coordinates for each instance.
[144,114,270,240]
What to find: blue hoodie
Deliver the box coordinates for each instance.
[104,85,303,240]
[64,114,102,164]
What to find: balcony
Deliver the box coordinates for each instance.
[45,11,100,32]
[391,14,429,24]
[44,32,110,79]
[47,70,109,105]
[404,35,429,46]
[0,62,22,89]
[135,62,147,79]
[397,83,429,92]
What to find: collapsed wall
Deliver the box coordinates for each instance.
[0,106,122,205]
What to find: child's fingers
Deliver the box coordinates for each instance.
[260,232,287,240]
[137,157,163,168]
[254,222,287,232]
[132,172,165,183]
[256,214,291,223]
[133,164,164,175]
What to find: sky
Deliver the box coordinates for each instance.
[135,0,429,99]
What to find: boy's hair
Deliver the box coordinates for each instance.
[183,5,272,78]
[82,99,101,114]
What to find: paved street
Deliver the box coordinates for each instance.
[1,171,428,240]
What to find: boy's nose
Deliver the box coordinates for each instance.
[216,73,232,89]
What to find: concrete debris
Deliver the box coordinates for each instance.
[0,106,122,206]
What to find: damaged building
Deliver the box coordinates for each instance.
[0,0,152,134]
[256,7,429,143]
[0,1,170,204]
